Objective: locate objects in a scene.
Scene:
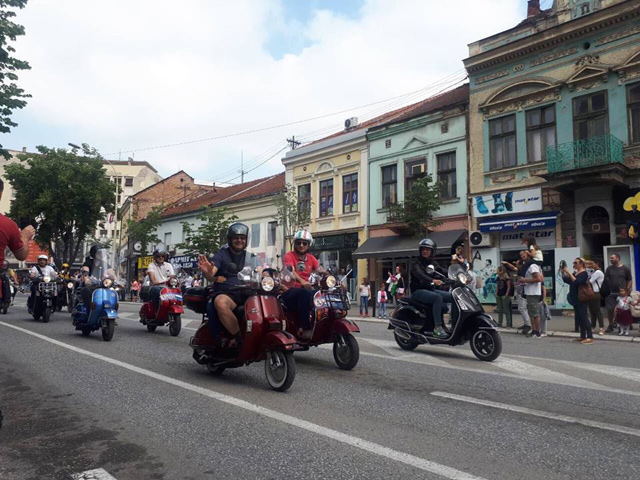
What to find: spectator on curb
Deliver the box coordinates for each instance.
[522,236,544,267]
[395,266,406,301]
[540,285,552,337]
[377,283,388,319]
[586,260,605,336]
[518,254,544,338]
[563,257,594,344]
[359,278,371,318]
[495,266,512,328]
[604,253,633,333]
[130,279,140,302]
[614,287,634,336]
[502,251,532,334]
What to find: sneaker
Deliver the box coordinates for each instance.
[540,332,547,337]
[605,326,614,333]
[433,327,448,339]
[581,338,594,344]
[526,332,536,338]
[598,328,604,336]
[624,331,630,336]
[618,330,624,336]
[574,337,584,342]
[521,325,531,335]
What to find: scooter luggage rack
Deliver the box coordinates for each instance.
[38,282,56,294]
[325,290,350,311]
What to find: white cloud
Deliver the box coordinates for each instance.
[6,0,522,182]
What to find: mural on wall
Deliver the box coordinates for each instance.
[554,247,581,309]
[470,247,499,304]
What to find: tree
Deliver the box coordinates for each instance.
[0,0,31,159]
[4,145,116,265]
[176,206,237,256]
[387,174,443,237]
[274,183,311,249]
[125,205,164,255]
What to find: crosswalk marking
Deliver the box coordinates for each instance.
[71,468,118,479]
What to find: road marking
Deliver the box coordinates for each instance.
[489,356,601,388]
[431,391,640,438]
[563,363,640,384]
[71,468,118,479]
[0,321,485,480]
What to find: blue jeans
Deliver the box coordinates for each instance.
[282,288,315,329]
[359,296,369,315]
[377,302,386,318]
[411,289,457,327]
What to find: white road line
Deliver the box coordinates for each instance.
[489,356,601,388]
[0,321,485,480]
[559,362,640,384]
[71,467,118,479]
[350,338,451,366]
[431,391,640,438]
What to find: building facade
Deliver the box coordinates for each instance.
[464,0,640,306]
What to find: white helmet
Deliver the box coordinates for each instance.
[37,254,48,261]
[293,229,313,246]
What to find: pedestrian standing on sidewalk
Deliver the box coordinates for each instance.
[502,251,532,334]
[586,260,605,335]
[518,255,544,338]
[130,279,140,302]
[359,278,371,317]
[563,257,594,344]
[395,266,406,301]
[614,287,634,336]
[603,254,633,333]
[377,283,388,319]
[495,266,513,328]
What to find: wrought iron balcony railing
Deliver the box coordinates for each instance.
[546,134,624,174]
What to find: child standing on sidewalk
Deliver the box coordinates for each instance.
[377,283,388,319]
[615,287,634,336]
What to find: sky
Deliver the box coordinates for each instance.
[4,0,526,184]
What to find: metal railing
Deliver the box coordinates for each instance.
[546,134,624,174]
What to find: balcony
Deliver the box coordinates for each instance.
[546,134,624,174]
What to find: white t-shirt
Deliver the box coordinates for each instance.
[524,263,542,296]
[359,285,370,298]
[146,261,175,285]
[529,246,543,262]
[30,265,57,279]
[589,269,604,293]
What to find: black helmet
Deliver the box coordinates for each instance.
[227,223,249,242]
[153,249,168,259]
[89,244,105,258]
[418,238,437,253]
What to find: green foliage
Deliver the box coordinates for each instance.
[387,174,443,237]
[0,0,31,158]
[4,144,116,265]
[274,183,311,249]
[125,205,164,255]
[176,206,237,256]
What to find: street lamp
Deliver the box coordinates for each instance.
[69,142,121,270]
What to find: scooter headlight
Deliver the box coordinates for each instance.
[67,282,74,289]
[169,277,179,287]
[261,276,275,292]
[313,291,327,308]
[324,275,337,289]
[457,272,471,285]
[43,276,51,283]
[102,278,113,288]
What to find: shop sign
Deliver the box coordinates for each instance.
[499,229,556,249]
[169,255,198,270]
[137,256,154,269]
[473,187,543,218]
[312,233,359,251]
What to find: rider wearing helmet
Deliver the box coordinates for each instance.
[198,222,255,347]
[0,259,17,305]
[141,249,175,307]
[59,263,71,280]
[282,229,324,337]
[409,239,457,338]
[79,245,118,309]
[27,254,58,312]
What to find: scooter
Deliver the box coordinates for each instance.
[139,276,184,336]
[72,277,119,341]
[388,264,502,362]
[29,275,58,323]
[185,266,300,392]
[0,274,11,314]
[56,277,75,312]
[282,269,360,370]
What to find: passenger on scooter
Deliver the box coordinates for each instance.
[28,254,58,311]
[197,222,253,348]
[282,229,324,338]
[142,250,175,308]
[409,239,458,338]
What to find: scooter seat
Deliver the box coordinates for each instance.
[399,295,449,314]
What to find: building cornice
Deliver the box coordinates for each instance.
[282,135,367,167]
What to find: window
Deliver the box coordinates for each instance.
[573,91,608,140]
[628,83,640,144]
[268,221,277,247]
[124,177,134,187]
[437,152,457,199]
[319,179,333,217]
[385,139,391,149]
[526,105,556,163]
[405,158,426,192]
[164,232,172,246]
[100,229,107,238]
[381,165,397,207]
[251,224,261,248]
[298,184,311,215]
[343,173,358,213]
[489,115,516,170]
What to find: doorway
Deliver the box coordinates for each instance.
[581,206,610,263]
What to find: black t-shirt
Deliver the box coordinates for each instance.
[604,264,632,294]
[496,278,510,297]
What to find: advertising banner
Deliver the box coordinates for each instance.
[499,229,556,250]
[473,187,543,218]
[553,247,581,309]
[137,256,154,269]
[470,247,499,304]
[169,255,198,270]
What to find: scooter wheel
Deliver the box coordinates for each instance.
[169,314,182,337]
[265,351,296,392]
[333,333,359,370]
[42,307,51,323]
[102,319,115,342]
[2,306,7,314]
[394,331,419,351]
[146,325,157,333]
[206,364,226,375]
[470,329,502,362]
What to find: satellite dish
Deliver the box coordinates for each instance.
[133,241,142,252]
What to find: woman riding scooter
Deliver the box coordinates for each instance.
[409,238,458,338]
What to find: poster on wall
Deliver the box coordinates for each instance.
[473,187,542,218]
[554,247,581,309]
[470,247,499,304]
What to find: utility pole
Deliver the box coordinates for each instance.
[287,136,301,150]
[238,150,247,183]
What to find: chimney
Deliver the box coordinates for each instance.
[527,0,541,17]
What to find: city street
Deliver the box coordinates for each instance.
[1,295,639,479]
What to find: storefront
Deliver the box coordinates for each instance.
[311,232,360,293]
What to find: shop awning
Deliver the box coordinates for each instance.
[352,230,465,259]
[478,211,559,233]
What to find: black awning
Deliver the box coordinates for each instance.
[352,230,466,259]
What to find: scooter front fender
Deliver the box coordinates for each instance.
[332,318,360,335]
[169,305,184,315]
[264,331,299,351]
[104,309,118,320]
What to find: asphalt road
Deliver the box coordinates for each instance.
[1,294,639,480]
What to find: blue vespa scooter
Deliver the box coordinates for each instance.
[72,276,118,341]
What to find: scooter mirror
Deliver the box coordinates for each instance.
[426,265,435,274]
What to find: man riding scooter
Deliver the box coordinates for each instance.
[197,223,255,349]
[28,254,58,313]
[282,229,324,338]
[0,260,18,306]
[141,249,175,307]
[409,239,458,338]
[80,246,118,308]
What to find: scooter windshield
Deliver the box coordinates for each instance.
[90,248,113,281]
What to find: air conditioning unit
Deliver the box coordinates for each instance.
[411,163,425,176]
[469,231,493,247]
[344,117,359,129]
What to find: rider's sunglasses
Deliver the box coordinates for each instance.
[295,241,309,247]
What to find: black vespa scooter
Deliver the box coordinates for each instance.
[388,264,502,362]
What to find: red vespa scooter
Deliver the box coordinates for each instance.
[139,276,184,336]
[282,269,360,370]
[185,267,300,392]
